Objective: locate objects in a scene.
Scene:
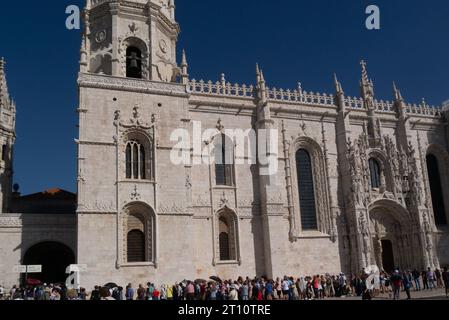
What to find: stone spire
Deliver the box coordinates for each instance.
[0,58,11,109]
[393,81,403,102]
[392,81,410,148]
[359,60,381,145]
[360,60,374,102]
[256,63,267,106]
[180,49,189,84]
[393,81,407,120]
[168,0,176,20]
[334,73,343,95]
[0,57,15,213]
[333,73,346,113]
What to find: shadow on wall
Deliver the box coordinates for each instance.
[10,187,78,285]
[250,164,265,277]
[426,117,449,267]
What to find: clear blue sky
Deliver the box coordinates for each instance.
[0,0,448,195]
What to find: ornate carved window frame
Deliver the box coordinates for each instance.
[115,106,156,183]
[214,207,241,266]
[119,202,156,268]
[367,149,393,193]
[119,36,150,80]
[290,137,332,238]
[426,144,449,228]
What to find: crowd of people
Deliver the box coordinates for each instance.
[1,267,448,301]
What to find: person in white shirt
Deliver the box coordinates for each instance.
[282,278,290,300]
[228,286,239,300]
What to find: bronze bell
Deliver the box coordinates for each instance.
[128,52,139,69]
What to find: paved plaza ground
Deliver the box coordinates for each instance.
[332,289,448,300]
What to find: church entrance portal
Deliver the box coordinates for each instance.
[23,242,75,284]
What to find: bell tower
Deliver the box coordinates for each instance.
[81,0,180,82]
[0,57,16,213]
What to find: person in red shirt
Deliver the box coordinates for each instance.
[152,288,160,300]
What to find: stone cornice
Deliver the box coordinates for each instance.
[77,140,116,147]
[78,73,189,97]
[0,214,76,228]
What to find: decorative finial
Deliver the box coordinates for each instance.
[132,105,140,120]
[181,49,188,66]
[180,49,189,85]
[216,118,224,132]
[334,73,343,94]
[129,22,139,34]
[260,69,265,83]
[393,81,403,101]
[360,59,369,85]
[359,59,374,100]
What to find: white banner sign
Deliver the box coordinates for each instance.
[26,265,42,273]
[12,265,42,273]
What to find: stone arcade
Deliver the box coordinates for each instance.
[0,0,449,289]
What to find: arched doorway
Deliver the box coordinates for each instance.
[369,201,413,272]
[23,242,75,284]
[381,240,395,273]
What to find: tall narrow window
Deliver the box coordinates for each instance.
[125,140,149,180]
[127,230,145,263]
[296,149,318,230]
[133,143,139,179]
[126,47,142,79]
[427,154,447,225]
[218,213,237,261]
[2,145,7,161]
[219,232,230,261]
[215,134,234,186]
[140,145,146,180]
[126,144,132,179]
[369,158,382,189]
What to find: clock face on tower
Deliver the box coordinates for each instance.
[95,30,107,43]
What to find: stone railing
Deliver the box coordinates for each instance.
[267,88,335,106]
[344,97,442,117]
[344,96,365,110]
[405,102,442,117]
[188,79,442,118]
[188,79,255,99]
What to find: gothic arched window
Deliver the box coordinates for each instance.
[126,46,142,79]
[218,212,237,261]
[426,154,447,225]
[125,135,153,181]
[125,209,155,264]
[126,141,148,180]
[369,158,382,189]
[215,134,234,186]
[296,149,318,230]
